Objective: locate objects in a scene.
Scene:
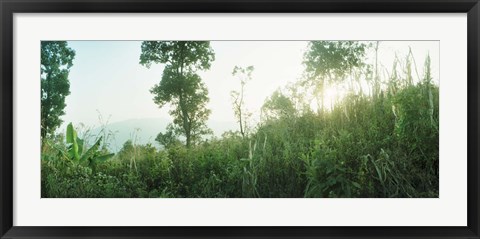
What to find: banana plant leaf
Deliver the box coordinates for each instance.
[80,136,102,162]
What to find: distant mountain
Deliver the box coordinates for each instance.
[89,118,168,152]
[90,117,238,152]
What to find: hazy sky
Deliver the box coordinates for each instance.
[61,41,439,131]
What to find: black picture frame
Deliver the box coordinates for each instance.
[1,0,479,238]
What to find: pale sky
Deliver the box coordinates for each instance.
[61,41,439,132]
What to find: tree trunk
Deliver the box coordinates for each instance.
[179,93,191,148]
[178,43,192,148]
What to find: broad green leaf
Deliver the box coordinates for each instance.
[66,123,80,160]
[80,136,102,162]
[66,123,75,144]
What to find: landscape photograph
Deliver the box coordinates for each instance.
[41,40,439,198]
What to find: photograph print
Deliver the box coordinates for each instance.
[40,40,439,198]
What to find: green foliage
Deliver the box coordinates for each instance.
[58,123,115,169]
[155,124,182,148]
[41,41,76,139]
[303,41,369,82]
[140,41,215,147]
[302,41,371,110]
[262,89,296,121]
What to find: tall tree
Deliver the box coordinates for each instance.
[303,41,369,110]
[140,41,215,148]
[230,66,254,138]
[41,41,76,139]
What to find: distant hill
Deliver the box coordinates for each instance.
[89,118,169,152]
[89,117,238,152]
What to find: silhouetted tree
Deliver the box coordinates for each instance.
[140,41,215,147]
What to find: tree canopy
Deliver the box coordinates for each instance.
[262,89,296,121]
[302,41,370,110]
[41,41,76,139]
[303,41,369,82]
